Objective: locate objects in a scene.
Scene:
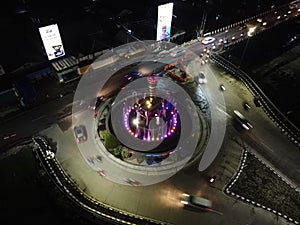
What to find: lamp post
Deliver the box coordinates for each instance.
[238,38,250,68]
[238,26,256,68]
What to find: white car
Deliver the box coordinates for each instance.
[219,84,226,91]
[46,150,55,159]
[181,193,212,210]
[201,36,216,45]
[233,110,253,130]
[194,72,207,84]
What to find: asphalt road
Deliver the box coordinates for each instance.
[0,92,75,151]
[1,50,298,225]
[1,4,300,224]
[39,59,299,225]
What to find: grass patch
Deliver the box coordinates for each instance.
[228,152,300,222]
[0,144,111,225]
[0,145,68,225]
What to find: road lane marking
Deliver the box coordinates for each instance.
[216,106,231,118]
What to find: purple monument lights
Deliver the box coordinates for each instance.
[123,74,179,142]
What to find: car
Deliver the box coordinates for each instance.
[125,178,141,186]
[124,71,141,81]
[2,133,17,140]
[97,169,106,177]
[74,125,87,143]
[202,47,209,53]
[254,96,262,107]
[201,36,216,45]
[243,102,251,110]
[155,70,165,77]
[209,175,217,183]
[194,72,207,84]
[233,110,253,130]
[256,17,263,23]
[46,150,55,159]
[88,96,104,111]
[217,38,224,45]
[181,193,212,210]
[88,99,97,110]
[219,84,225,91]
[238,23,248,30]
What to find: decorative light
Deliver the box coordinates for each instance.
[146,100,152,108]
[123,95,180,143]
[132,118,139,127]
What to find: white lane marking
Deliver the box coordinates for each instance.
[216,106,231,118]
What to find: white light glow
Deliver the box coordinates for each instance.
[132,118,139,127]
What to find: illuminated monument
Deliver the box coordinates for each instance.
[73,40,210,185]
[121,74,180,155]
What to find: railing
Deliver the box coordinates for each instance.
[32,136,169,225]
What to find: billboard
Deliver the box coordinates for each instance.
[156,2,174,41]
[39,24,65,60]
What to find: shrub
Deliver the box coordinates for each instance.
[99,130,120,149]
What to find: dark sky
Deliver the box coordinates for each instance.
[0,0,291,72]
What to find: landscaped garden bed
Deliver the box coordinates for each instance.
[226,151,300,223]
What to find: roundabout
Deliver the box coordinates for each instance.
[71,40,226,186]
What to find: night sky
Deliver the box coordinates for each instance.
[0,0,291,72]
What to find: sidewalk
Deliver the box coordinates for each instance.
[204,132,245,192]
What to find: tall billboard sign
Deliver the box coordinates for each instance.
[156,2,174,41]
[39,24,65,60]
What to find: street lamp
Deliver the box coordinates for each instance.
[247,26,256,37]
[239,26,256,68]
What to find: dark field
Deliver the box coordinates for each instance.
[229,152,300,222]
[0,145,109,225]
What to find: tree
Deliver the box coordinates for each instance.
[113,145,122,157]
[100,130,120,149]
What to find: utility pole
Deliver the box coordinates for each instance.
[199,0,215,38]
[199,10,207,38]
[238,37,250,68]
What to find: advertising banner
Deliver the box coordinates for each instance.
[39,24,65,60]
[156,2,174,41]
